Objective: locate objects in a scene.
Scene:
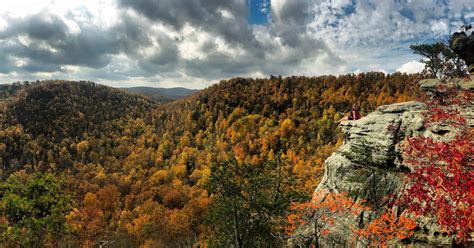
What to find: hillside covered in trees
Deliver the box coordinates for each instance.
[121,87,198,101]
[0,73,420,247]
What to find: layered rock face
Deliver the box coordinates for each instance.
[291,77,473,247]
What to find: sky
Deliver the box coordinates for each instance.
[0,0,472,89]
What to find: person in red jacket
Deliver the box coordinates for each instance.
[338,105,361,123]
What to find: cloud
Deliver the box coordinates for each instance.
[306,0,473,72]
[118,0,252,46]
[115,0,346,80]
[0,0,472,87]
[397,60,425,74]
[0,13,123,72]
[0,14,68,41]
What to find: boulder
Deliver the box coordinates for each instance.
[450,31,474,74]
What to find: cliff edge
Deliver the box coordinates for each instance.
[291,77,473,247]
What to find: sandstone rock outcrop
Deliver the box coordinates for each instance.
[290,77,473,247]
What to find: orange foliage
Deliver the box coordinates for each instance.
[355,208,416,247]
[66,193,106,246]
[1,75,419,245]
[286,190,369,236]
[287,190,419,247]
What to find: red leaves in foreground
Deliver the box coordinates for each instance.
[400,88,474,243]
[400,134,474,242]
[421,87,472,128]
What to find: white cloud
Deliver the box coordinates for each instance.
[62,19,81,34]
[396,60,424,74]
[0,0,119,27]
[305,0,474,74]
[271,0,287,18]
[17,35,32,46]
[465,12,474,19]
[0,16,7,31]
[178,25,209,60]
[431,20,448,36]
[218,8,235,20]
[0,0,472,88]
[13,57,28,68]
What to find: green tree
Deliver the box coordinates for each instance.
[410,42,447,77]
[205,157,306,248]
[0,172,72,247]
[410,32,468,78]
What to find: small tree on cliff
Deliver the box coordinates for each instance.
[410,42,467,78]
[410,26,470,78]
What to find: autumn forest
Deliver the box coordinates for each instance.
[0,73,425,247]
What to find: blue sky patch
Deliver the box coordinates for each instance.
[400,8,416,22]
[342,1,356,16]
[248,0,270,25]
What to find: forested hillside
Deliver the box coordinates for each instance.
[121,87,198,101]
[0,73,420,247]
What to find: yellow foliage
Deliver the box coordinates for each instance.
[1,75,420,245]
[76,140,90,154]
[151,170,168,184]
[141,239,160,248]
[171,164,186,178]
[280,118,294,136]
[83,192,97,206]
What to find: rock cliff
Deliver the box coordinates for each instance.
[291,77,473,247]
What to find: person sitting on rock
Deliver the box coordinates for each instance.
[338,105,361,123]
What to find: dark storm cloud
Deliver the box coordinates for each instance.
[117,0,342,79]
[0,0,346,83]
[0,48,16,74]
[22,63,63,73]
[112,13,153,56]
[184,52,255,79]
[138,35,181,74]
[275,0,312,25]
[0,14,67,41]
[118,0,264,52]
[148,37,180,66]
[0,9,190,75]
[118,0,249,39]
[118,0,319,52]
[118,0,242,30]
[0,13,123,72]
[270,1,314,48]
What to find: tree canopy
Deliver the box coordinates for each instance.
[0,75,419,246]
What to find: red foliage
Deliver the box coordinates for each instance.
[420,87,472,128]
[400,87,474,243]
[423,107,466,127]
[400,134,474,242]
